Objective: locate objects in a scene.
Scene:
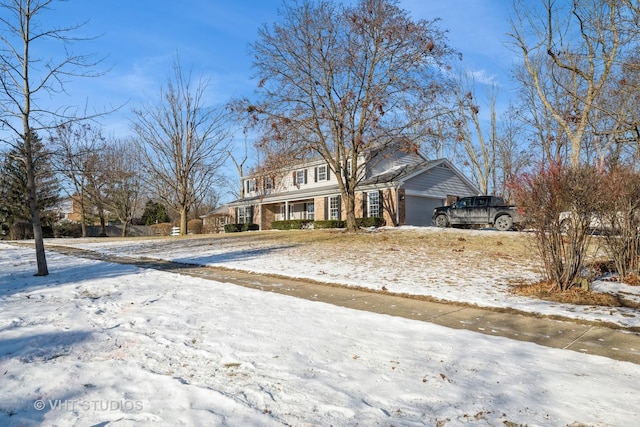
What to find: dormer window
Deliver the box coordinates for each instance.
[315,164,330,182]
[245,179,256,193]
[263,177,273,193]
[293,169,307,186]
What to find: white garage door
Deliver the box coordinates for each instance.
[405,196,444,226]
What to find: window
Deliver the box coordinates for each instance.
[306,202,315,220]
[346,159,352,178]
[368,191,380,218]
[317,165,327,181]
[456,197,472,208]
[294,169,306,186]
[263,177,273,194]
[245,179,256,193]
[237,206,252,224]
[329,196,340,220]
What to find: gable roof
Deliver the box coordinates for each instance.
[361,158,479,193]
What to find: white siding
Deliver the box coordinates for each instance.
[243,164,335,198]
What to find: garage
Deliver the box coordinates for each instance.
[404,195,444,226]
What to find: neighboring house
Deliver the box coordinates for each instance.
[228,150,479,229]
[54,195,107,225]
[200,204,233,233]
[55,195,84,223]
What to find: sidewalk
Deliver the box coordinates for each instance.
[49,245,640,365]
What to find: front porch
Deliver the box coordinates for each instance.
[244,189,399,231]
[273,199,316,221]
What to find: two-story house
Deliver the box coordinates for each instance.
[228,150,479,229]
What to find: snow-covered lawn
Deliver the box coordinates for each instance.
[1,227,639,426]
[54,226,640,328]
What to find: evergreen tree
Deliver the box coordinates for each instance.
[0,133,60,237]
[140,200,171,225]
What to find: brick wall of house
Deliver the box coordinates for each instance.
[262,204,276,230]
[380,189,395,226]
[314,197,326,221]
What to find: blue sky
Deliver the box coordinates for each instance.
[38,0,518,140]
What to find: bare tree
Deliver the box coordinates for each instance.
[512,61,571,165]
[132,59,230,235]
[246,0,458,232]
[453,74,498,195]
[51,123,106,237]
[0,0,103,275]
[590,54,640,166]
[100,139,142,237]
[508,0,628,168]
[495,104,530,202]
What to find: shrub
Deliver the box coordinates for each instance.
[187,219,203,234]
[42,225,54,238]
[53,221,82,238]
[511,163,603,291]
[597,166,640,278]
[224,224,240,233]
[272,219,314,230]
[313,220,345,229]
[356,217,385,228]
[224,223,259,233]
[242,223,260,231]
[8,221,33,240]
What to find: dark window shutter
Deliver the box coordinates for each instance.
[337,195,342,220]
[292,171,297,185]
[314,167,318,182]
[324,197,328,220]
[249,205,254,223]
[379,190,384,217]
[304,169,308,184]
[326,163,330,180]
[362,192,368,218]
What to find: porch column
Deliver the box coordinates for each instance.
[285,201,289,220]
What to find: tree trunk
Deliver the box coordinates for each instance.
[24,132,48,276]
[344,191,358,232]
[180,208,188,235]
[98,210,107,237]
[79,195,88,237]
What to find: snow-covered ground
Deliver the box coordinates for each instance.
[54,226,640,328]
[1,227,639,426]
